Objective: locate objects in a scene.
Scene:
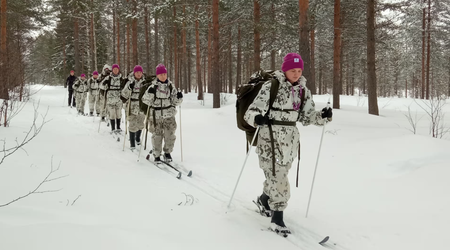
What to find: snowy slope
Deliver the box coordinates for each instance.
[1,85,449,250]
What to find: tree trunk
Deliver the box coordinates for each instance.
[117,10,120,65]
[212,0,220,108]
[90,0,96,71]
[113,4,116,63]
[253,0,261,72]
[74,15,81,74]
[332,0,341,109]
[270,3,276,71]
[299,0,313,93]
[207,9,212,93]
[127,22,131,72]
[154,3,159,66]
[144,6,150,72]
[182,4,187,93]
[228,28,232,93]
[367,0,379,115]
[195,5,203,100]
[173,6,179,89]
[132,0,138,66]
[426,0,431,99]
[310,20,316,95]
[236,25,242,90]
[421,0,426,99]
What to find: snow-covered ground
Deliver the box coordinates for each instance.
[1,85,449,250]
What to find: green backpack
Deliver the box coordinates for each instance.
[236,70,279,147]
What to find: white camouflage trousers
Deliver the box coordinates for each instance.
[150,116,177,157]
[107,102,122,120]
[259,156,292,211]
[89,94,99,114]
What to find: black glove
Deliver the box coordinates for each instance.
[177,92,183,99]
[254,114,269,126]
[129,82,135,90]
[321,107,332,119]
[148,87,156,94]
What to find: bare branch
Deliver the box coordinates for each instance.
[0,157,66,208]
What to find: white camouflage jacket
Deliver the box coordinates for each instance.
[141,79,183,120]
[72,78,89,94]
[121,76,146,116]
[244,70,328,165]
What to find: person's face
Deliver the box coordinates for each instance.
[81,76,85,80]
[93,75,98,79]
[70,72,74,76]
[113,68,119,75]
[134,71,143,79]
[284,68,303,84]
[157,73,167,82]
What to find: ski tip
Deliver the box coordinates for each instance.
[176,172,182,179]
[319,236,330,245]
[187,170,192,177]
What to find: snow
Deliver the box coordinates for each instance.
[1,85,450,250]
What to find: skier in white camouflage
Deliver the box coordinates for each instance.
[244,53,333,235]
[121,65,146,151]
[141,64,183,163]
[98,64,111,122]
[87,71,101,116]
[72,74,89,115]
[100,64,126,133]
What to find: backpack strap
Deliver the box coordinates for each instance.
[267,78,279,177]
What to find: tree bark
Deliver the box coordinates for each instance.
[117,9,120,65]
[207,8,212,93]
[132,0,138,66]
[74,14,81,74]
[212,0,220,108]
[236,25,242,90]
[299,0,313,93]
[144,6,150,73]
[367,0,379,115]
[421,0,426,99]
[228,28,232,93]
[154,2,159,66]
[270,3,276,71]
[253,0,260,72]
[113,3,116,63]
[310,20,316,95]
[195,5,203,100]
[90,0,96,71]
[173,6,179,89]
[182,4,187,93]
[426,0,431,99]
[332,0,341,109]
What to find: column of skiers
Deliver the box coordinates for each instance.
[65,63,181,164]
[63,53,334,237]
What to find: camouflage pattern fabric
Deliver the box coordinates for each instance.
[244,70,330,211]
[127,113,146,133]
[88,77,101,114]
[244,70,327,166]
[149,116,177,157]
[107,102,122,120]
[259,156,292,211]
[141,79,183,120]
[121,77,146,116]
[99,74,123,106]
[72,78,89,113]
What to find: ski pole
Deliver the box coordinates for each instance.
[122,97,131,151]
[227,126,260,208]
[305,96,331,218]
